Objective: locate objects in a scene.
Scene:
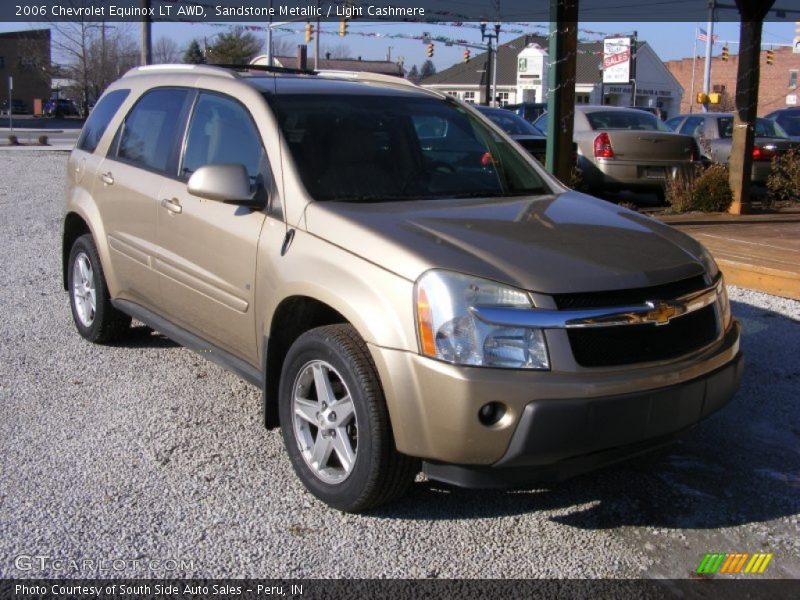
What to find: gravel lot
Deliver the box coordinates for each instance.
[1,152,798,579]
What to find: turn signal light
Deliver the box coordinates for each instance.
[594,132,614,158]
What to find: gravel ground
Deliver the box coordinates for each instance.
[0,152,798,579]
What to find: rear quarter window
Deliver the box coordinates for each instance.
[76,89,130,153]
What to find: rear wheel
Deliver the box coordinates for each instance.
[67,234,131,343]
[278,324,418,512]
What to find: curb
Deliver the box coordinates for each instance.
[0,145,73,152]
[719,259,800,301]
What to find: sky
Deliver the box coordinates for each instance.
[1,19,798,71]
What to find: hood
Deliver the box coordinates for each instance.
[304,192,707,294]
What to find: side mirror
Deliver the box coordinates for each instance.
[187,164,257,205]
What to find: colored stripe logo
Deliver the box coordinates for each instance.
[696,552,773,574]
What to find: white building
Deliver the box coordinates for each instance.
[421,34,684,120]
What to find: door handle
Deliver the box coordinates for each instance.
[99,172,114,185]
[161,197,182,214]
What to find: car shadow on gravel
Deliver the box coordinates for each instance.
[373,301,800,530]
[107,325,179,349]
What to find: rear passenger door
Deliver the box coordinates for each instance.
[155,91,269,364]
[94,88,193,311]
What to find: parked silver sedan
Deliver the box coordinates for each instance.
[665,113,798,183]
[534,106,698,198]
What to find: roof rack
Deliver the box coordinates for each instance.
[121,64,238,79]
[314,70,418,88]
[212,63,315,76]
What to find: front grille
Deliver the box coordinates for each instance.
[556,275,719,367]
[553,275,707,310]
[568,305,719,367]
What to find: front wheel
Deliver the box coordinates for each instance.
[67,234,131,343]
[278,324,418,512]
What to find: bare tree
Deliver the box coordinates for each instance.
[48,2,139,113]
[270,37,295,58]
[153,37,180,64]
[322,43,352,59]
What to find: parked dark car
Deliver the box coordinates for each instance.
[763,107,800,142]
[505,102,547,125]
[666,112,798,183]
[1,99,27,114]
[44,98,80,118]
[475,105,548,161]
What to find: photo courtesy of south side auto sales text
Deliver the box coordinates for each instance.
[35,3,425,18]
[13,583,303,597]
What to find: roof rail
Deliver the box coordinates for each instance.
[315,70,417,88]
[215,63,314,76]
[121,64,238,80]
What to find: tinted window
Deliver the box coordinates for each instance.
[117,89,191,172]
[585,110,672,132]
[267,94,547,202]
[679,116,705,137]
[665,117,683,131]
[775,114,800,136]
[77,89,129,153]
[717,117,788,139]
[181,92,265,180]
[479,108,543,136]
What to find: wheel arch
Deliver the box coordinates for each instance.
[263,295,350,429]
[62,212,92,290]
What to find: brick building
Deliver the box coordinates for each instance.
[665,46,800,116]
[0,29,51,113]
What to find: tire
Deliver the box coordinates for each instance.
[67,234,131,343]
[278,324,418,512]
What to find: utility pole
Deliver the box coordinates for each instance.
[630,31,638,107]
[140,0,152,66]
[728,0,776,214]
[702,0,716,112]
[545,0,578,182]
[267,0,273,66]
[315,0,321,69]
[480,22,500,106]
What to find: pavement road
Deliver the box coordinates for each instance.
[1,152,799,580]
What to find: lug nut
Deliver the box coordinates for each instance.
[328,412,336,422]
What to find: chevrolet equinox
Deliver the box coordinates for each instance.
[63,65,742,512]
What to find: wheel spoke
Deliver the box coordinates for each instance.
[332,429,356,473]
[294,397,319,424]
[312,363,336,405]
[333,395,355,426]
[309,434,333,469]
[79,258,90,283]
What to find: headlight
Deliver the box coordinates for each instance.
[697,245,720,281]
[415,270,549,370]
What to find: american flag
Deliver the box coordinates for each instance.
[698,28,719,43]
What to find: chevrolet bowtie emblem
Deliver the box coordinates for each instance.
[645,302,680,326]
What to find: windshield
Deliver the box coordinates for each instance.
[266,93,548,202]
[585,110,673,132]
[718,117,788,139]
[479,108,543,136]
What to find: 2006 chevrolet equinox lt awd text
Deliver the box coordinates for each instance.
[63,64,742,512]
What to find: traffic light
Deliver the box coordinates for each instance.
[305,22,314,43]
[766,49,775,65]
[696,92,708,105]
[463,49,471,63]
[339,19,348,37]
[721,45,729,61]
[426,43,434,58]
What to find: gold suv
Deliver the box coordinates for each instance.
[63,65,742,511]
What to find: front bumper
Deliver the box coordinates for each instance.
[370,319,741,475]
[424,351,743,488]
